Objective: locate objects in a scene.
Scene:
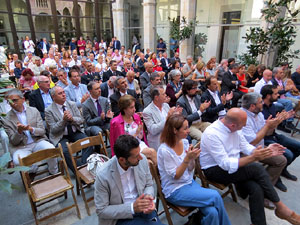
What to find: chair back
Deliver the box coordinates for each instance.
[194,158,209,188]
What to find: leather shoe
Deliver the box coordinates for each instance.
[264,199,275,210]
[275,210,300,225]
[275,179,287,192]
[277,124,292,133]
[282,170,298,181]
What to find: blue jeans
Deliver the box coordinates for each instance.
[166,180,231,225]
[116,211,165,225]
[276,98,294,122]
[265,134,300,167]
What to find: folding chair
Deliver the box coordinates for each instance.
[19,144,81,225]
[149,162,195,225]
[67,132,108,215]
[194,158,237,202]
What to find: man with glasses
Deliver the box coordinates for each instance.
[177,80,211,142]
[29,75,53,120]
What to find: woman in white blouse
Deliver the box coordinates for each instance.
[157,115,231,225]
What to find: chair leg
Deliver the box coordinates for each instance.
[230,184,238,202]
[76,178,80,195]
[70,188,81,219]
[78,178,91,216]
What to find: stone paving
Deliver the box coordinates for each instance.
[1,130,300,225]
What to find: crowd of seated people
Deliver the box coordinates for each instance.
[2,35,300,225]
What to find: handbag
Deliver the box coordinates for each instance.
[86,153,110,177]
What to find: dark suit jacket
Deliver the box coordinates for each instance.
[100,82,110,98]
[29,89,51,120]
[137,58,146,73]
[271,77,287,96]
[291,72,300,91]
[37,42,50,52]
[140,72,151,90]
[110,89,143,116]
[201,90,227,123]
[221,71,241,94]
[113,40,121,50]
[176,95,202,126]
[103,69,123,82]
[161,57,171,71]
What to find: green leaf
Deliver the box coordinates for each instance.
[3,166,30,174]
[0,179,12,194]
[0,153,11,168]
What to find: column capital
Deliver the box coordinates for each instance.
[142,0,156,7]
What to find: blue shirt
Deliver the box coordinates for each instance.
[40,89,53,109]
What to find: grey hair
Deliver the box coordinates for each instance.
[114,76,124,87]
[49,86,62,97]
[109,75,117,83]
[150,85,164,100]
[186,55,193,60]
[33,56,41,61]
[220,59,228,65]
[5,88,23,98]
[37,75,49,83]
[241,92,262,109]
[150,72,160,81]
[272,67,281,76]
[169,69,181,81]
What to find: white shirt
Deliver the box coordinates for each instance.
[108,86,114,102]
[44,58,56,68]
[55,103,76,135]
[120,91,128,97]
[254,78,272,93]
[68,59,81,67]
[200,119,255,174]
[24,40,35,53]
[186,96,202,124]
[157,139,193,198]
[116,160,138,214]
[208,89,226,116]
[13,106,34,145]
[153,103,168,119]
[241,108,266,147]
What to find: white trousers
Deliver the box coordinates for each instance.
[0,129,9,154]
[13,140,58,174]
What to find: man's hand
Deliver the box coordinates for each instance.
[199,100,211,112]
[133,194,152,213]
[252,146,273,161]
[17,122,32,134]
[165,96,171,104]
[63,111,73,122]
[226,91,233,101]
[221,94,226,105]
[106,110,114,119]
[268,143,285,156]
[265,115,280,130]
[100,112,105,120]
[143,195,155,214]
[81,92,90,103]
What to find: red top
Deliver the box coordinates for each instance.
[151,58,163,72]
[77,40,86,51]
[237,73,248,93]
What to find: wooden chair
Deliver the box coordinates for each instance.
[19,144,81,225]
[291,100,300,137]
[149,162,196,225]
[67,132,108,216]
[194,158,237,202]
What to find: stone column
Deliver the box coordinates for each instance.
[179,0,196,63]
[142,0,156,52]
[112,0,126,47]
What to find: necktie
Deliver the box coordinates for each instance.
[62,105,75,136]
[96,99,102,117]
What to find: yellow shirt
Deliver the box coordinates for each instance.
[33,81,55,90]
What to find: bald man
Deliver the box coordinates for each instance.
[200,108,300,225]
[140,62,155,90]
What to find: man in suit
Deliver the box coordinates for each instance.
[160,52,171,83]
[137,53,146,73]
[83,81,114,136]
[64,68,90,108]
[140,62,155,90]
[45,86,94,173]
[142,73,161,108]
[170,52,182,67]
[29,75,53,120]
[143,86,181,150]
[110,76,143,116]
[103,60,123,82]
[113,36,121,51]
[201,77,232,123]
[3,89,58,175]
[177,80,211,141]
[94,134,164,225]
[100,76,117,100]
[221,63,243,107]
[81,62,101,85]
[37,38,50,54]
